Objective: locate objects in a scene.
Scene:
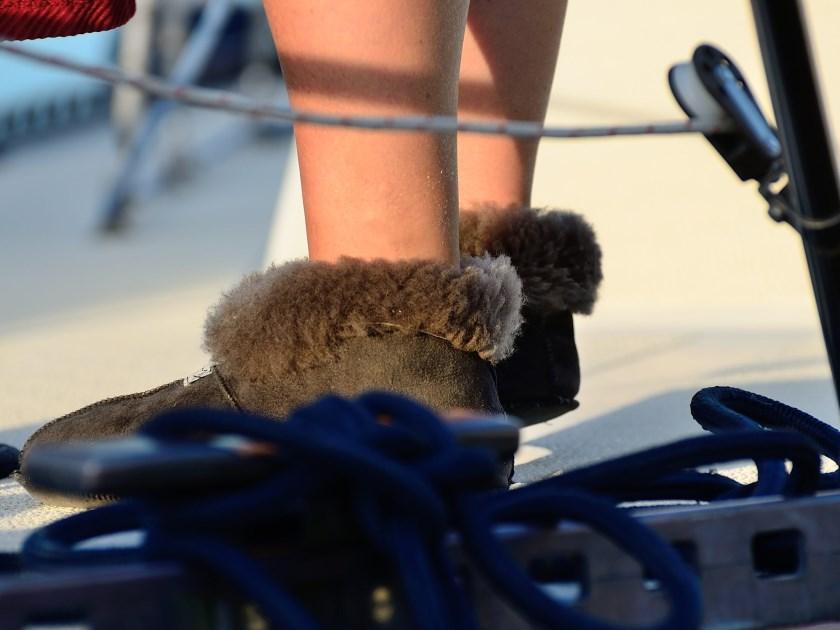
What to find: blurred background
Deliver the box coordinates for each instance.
[1,0,839,537]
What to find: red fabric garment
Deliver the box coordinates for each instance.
[0,0,135,40]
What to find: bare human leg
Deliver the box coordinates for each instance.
[262,0,470,264]
[458,0,568,210]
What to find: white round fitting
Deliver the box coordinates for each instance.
[669,61,727,119]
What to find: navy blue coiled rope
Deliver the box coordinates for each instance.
[22,392,707,630]
[19,386,836,629]
[545,430,822,500]
[691,386,840,494]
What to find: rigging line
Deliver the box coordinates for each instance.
[0,42,735,139]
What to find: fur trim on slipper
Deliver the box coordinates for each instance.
[459,207,602,314]
[204,255,523,386]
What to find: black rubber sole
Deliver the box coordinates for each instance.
[504,398,580,425]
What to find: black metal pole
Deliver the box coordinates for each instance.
[751,0,840,409]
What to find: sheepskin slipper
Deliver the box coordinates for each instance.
[20,255,523,491]
[460,207,602,423]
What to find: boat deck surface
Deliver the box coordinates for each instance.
[1,0,839,552]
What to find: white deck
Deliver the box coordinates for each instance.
[1,0,839,550]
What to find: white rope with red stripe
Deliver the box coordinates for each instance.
[0,42,735,139]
